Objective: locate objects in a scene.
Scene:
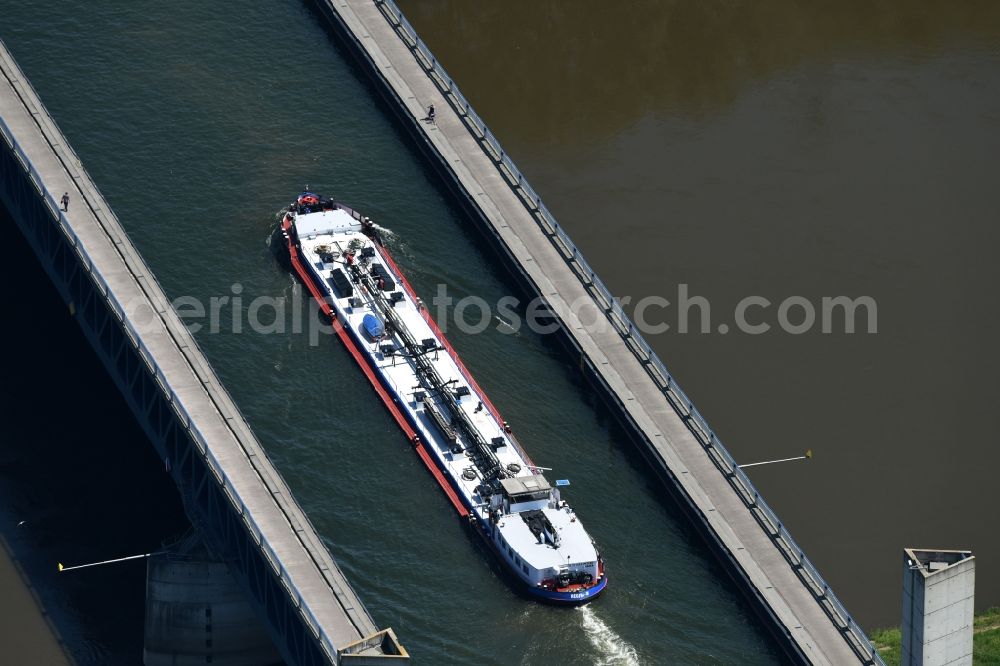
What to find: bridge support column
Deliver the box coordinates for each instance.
[144,553,282,666]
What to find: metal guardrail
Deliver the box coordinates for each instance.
[370,2,882,662]
[0,112,342,663]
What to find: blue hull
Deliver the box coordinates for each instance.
[524,573,608,604]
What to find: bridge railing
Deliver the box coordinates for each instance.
[0,113,342,664]
[369,2,881,662]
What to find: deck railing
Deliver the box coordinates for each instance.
[369,2,882,662]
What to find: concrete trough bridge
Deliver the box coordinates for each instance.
[3,0,886,662]
[0,39,407,666]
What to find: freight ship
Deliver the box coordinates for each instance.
[280,191,606,603]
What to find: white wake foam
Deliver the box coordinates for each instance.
[370,222,398,241]
[578,606,641,666]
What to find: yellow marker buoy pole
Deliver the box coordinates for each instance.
[738,450,813,469]
[58,551,162,573]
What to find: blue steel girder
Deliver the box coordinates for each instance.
[0,136,334,666]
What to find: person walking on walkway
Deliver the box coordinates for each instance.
[60,192,70,212]
[426,104,435,124]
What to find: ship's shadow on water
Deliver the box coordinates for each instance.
[268,215,294,273]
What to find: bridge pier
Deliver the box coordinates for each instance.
[144,539,282,666]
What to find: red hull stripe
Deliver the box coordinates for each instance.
[283,217,469,518]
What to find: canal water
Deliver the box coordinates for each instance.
[2,0,997,663]
[1,1,779,664]
[399,0,1000,630]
